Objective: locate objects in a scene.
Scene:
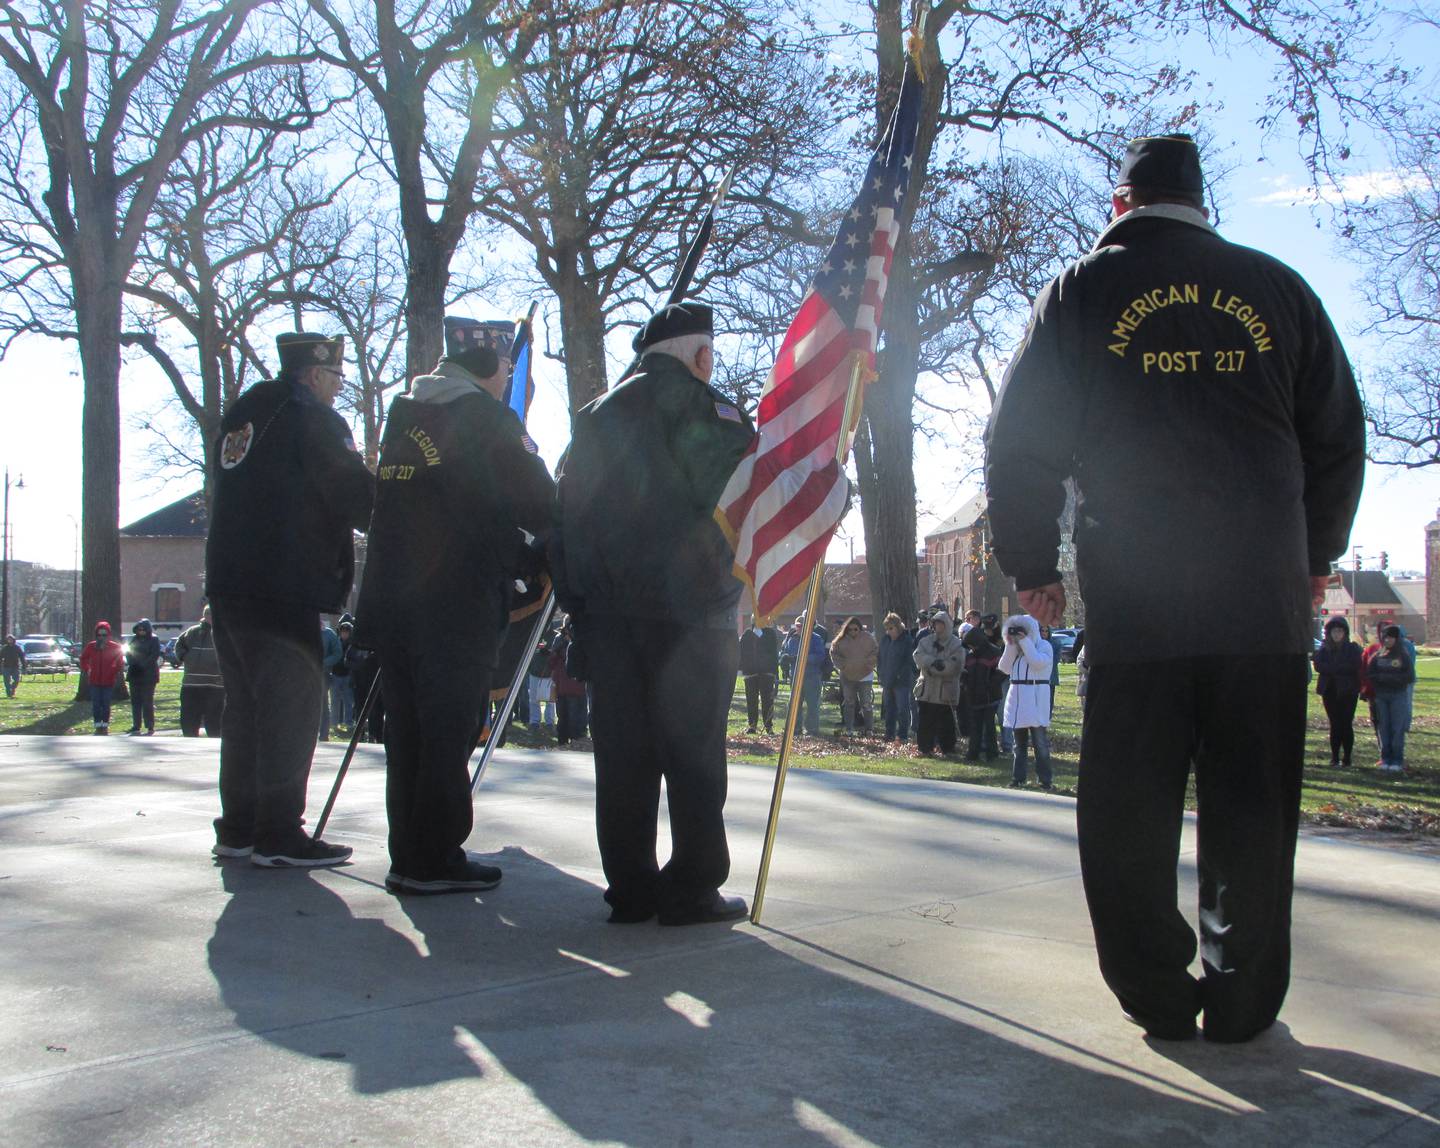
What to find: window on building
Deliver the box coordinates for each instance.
[153,586,182,624]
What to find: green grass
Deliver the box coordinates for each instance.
[725,658,1440,832]
[4,657,1436,835]
[0,672,182,735]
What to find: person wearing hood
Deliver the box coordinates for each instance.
[1312,615,1362,768]
[983,134,1365,1043]
[912,612,964,756]
[205,331,375,869]
[959,616,1003,760]
[356,316,555,895]
[551,301,756,926]
[124,618,163,735]
[79,621,125,734]
[1364,624,1417,773]
[175,604,225,737]
[998,614,1054,789]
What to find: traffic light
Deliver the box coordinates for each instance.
[1379,551,1389,572]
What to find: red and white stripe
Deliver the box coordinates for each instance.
[717,204,902,621]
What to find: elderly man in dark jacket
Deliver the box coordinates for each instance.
[553,302,756,926]
[357,317,554,895]
[206,332,374,869]
[175,604,225,737]
[985,134,1364,1044]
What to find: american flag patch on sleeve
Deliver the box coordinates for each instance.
[714,401,742,423]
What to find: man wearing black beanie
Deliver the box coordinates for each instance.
[355,316,554,895]
[553,301,757,925]
[985,133,1365,1043]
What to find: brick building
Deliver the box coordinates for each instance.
[765,561,932,634]
[923,495,1021,622]
[119,493,209,640]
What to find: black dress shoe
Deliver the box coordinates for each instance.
[658,891,749,927]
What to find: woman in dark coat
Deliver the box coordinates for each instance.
[125,618,164,735]
[1312,615,1362,768]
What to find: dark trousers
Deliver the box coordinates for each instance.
[744,673,776,730]
[556,692,589,743]
[1320,690,1357,765]
[180,685,225,737]
[211,596,324,852]
[129,678,157,732]
[586,616,736,916]
[377,627,498,880]
[1077,655,1307,1042]
[916,701,956,754]
[964,703,998,758]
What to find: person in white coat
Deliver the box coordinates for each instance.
[998,614,1054,789]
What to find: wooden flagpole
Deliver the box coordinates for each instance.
[751,351,870,923]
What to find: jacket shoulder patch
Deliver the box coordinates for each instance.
[220,423,254,469]
[714,401,742,423]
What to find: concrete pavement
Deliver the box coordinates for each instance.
[1,735,1437,1147]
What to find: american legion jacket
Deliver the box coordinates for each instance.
[206,377,374,613]
[984,205,1365,665]
[553,351,756,628]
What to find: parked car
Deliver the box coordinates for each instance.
[1049,628,1079,663]
[16,638,73,675]
[21,633,77,660]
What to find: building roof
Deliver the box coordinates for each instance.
[120,492,208,538]
[1336,570,1403,606]
[925,493,986,541]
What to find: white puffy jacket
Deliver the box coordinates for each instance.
[997,614,1053,729]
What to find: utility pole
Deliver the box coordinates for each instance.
[2,468,24,637]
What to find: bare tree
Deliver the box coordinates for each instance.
[0,0,314,639]
[126,124,352,490]
[477,0,830,414]
[1345,119,1440,467]
[840,0,1417,627]
[304,0,543,378]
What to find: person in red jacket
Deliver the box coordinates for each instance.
[79,621,126,734]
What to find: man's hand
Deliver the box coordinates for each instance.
[1310,575,1331,611]
[1018,583,1066,628]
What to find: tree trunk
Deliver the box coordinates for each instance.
[404,241,448,380]
[552,260,610,415]
[74,279,124,647]
[858,244,922,628]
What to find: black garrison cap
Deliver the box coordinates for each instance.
[276,332,345,374]
[1116,134,1204,198]
[632,301,713,353]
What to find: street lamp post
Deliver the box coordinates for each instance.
[2,467,25,638]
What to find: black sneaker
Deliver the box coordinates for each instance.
[251,836,353,869]
[388,855,502,895]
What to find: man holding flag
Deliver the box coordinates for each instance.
[355,315,554,895]
[553,302,756,926]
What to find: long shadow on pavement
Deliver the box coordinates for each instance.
[201,846,1426,1146]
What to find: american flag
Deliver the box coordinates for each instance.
[716,58,923,621]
